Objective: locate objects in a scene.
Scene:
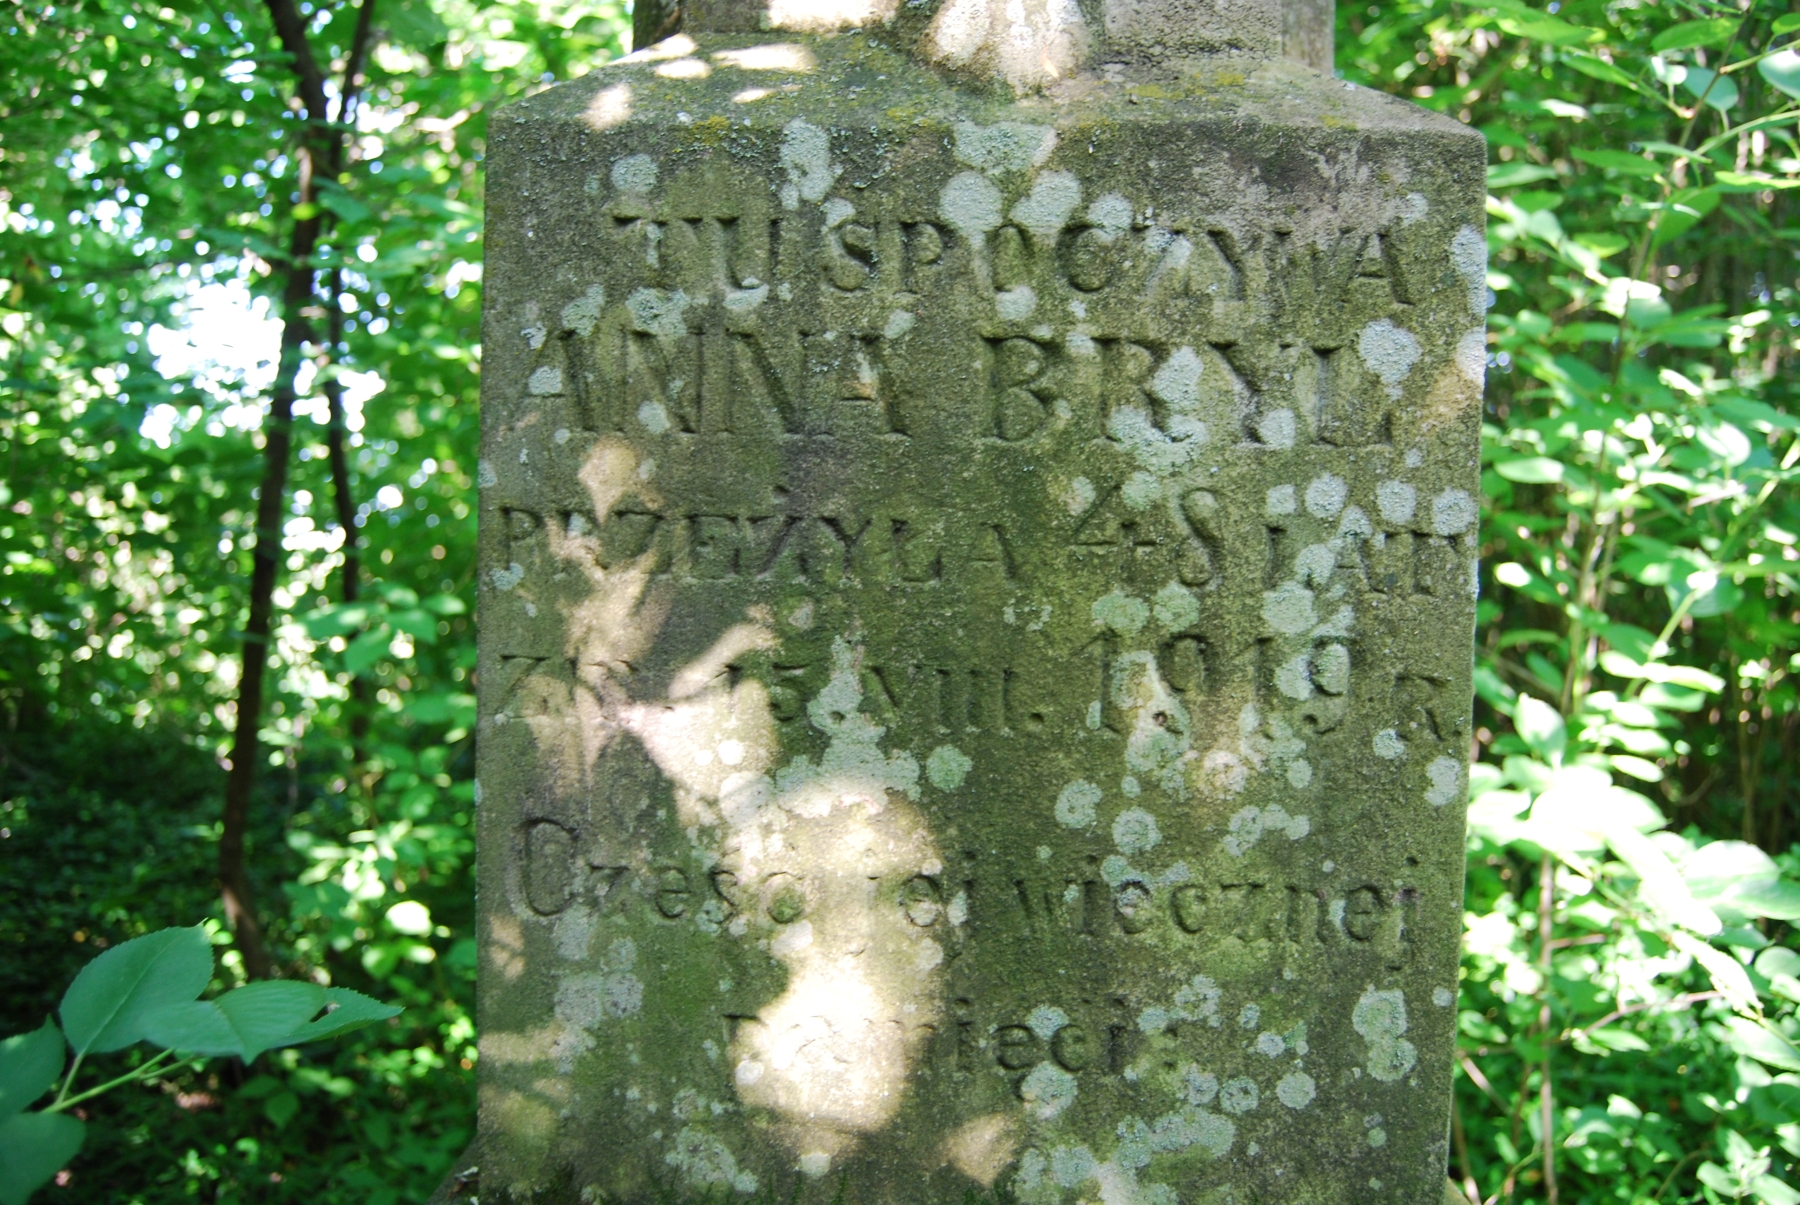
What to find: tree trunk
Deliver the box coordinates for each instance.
[219,0,374,978]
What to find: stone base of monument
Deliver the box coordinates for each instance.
[466,1,1484,1201]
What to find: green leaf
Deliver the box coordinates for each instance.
[1573,148,1662,177]
[140,981,326,1062]
[1563,54,1638,88]
[1572,232,1630,257]
[422,593,467,616]
[59,926,213,1056]
[1736,880,1800,921]
[0,1111,85,1205]
[1761,49,1800,100]
[1489,162,1559,189]
[343,626,393,675]
[264,1089,300,1128]
[1494,456,1565,483]
[1651,16,1740,52]
[1515,695,1567,761]
[1715,171,1800,192]
[1727,1017,1800,1073]
[302,601,377,639]
[0,1023,63,1118]
[387,608,441,641]
[267,988,401,1048]
[1681,66,1739,111]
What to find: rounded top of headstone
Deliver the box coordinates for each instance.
[653,0,1326,92]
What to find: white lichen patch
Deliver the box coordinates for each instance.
[666,1127,758,1196]
[1139,974,1222,1034]
[611,153,658,193]
[1304,474,1348,519]
[1086,193,1133,242]
[1218,1077,1260,1115]
[1276,1070,1317,1109]
[1112,652,1193,794]
[1223,805,1310,857]
[554,938,644,1032]
[1262,582,1317,635]
[1060,475,1097,516]
[1376,480,1417,526]
[626,287,691,339]
[528,366,564,395]
[1434,987,1456,1007]
[1372,728,1406,760]
[1432,488,1478,536]
[926,744,973,791]
[1093,591,1150,636]
[1112,807,1161,855]
[996,285,1038,320]
[1020,1062,1078,1119]
[939,170,1004,240]
[884,309,916,340]
[561,284,606,337]
[1121,470,1161,511]
[1010,171,1081,244]
[1027,1005,1070,1040]
[1055,780,1101,828]
[1255,1032,1285,1057]
[778,118,838,208]
[798,1151,831,1179]
[1353,986,1419,1082]
[1257,407,1298,449]
[1152,582,1199,631]
[1358,319,1422,399]
[1237,1004,1260,1029]
[1456,328,1489,387]
[1425,755,1465,806]
[490,562,524,591]
[1452,225,1490,314]
[954,121,1057,174]
[1266,484,1298,516]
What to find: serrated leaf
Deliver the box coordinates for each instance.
[268,988,400,1048]
[0,1111,85,1205]
[0,1023,63,1118]
[140,982,326,1062]
[59,927,213,1056]
[1652,16,1739,52]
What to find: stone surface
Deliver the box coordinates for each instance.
[467,5,1484,1202]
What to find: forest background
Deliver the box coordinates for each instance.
[5,0,1800,1201]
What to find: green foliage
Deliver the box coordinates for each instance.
[1344,0,1800,1201]
[0,927,396,1203]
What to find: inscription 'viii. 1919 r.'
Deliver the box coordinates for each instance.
[469,3,1486,1203]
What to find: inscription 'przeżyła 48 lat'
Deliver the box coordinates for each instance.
[470,3,1485,1201]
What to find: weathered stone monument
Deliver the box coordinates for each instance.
[467,0,1485,1198]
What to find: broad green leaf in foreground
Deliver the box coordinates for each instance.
[140,981,327,1062]
[58,927,212,1056]
[0,1111,85,1205]
[0,1023,63,1118]
[270,988,402,1046]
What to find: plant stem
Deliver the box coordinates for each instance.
[42,1050,179,1114]
[53,1052,83,1105]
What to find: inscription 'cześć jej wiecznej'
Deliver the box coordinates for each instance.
[472,16,1485,1205]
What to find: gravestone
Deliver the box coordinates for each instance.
[466,0,1485,1200]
